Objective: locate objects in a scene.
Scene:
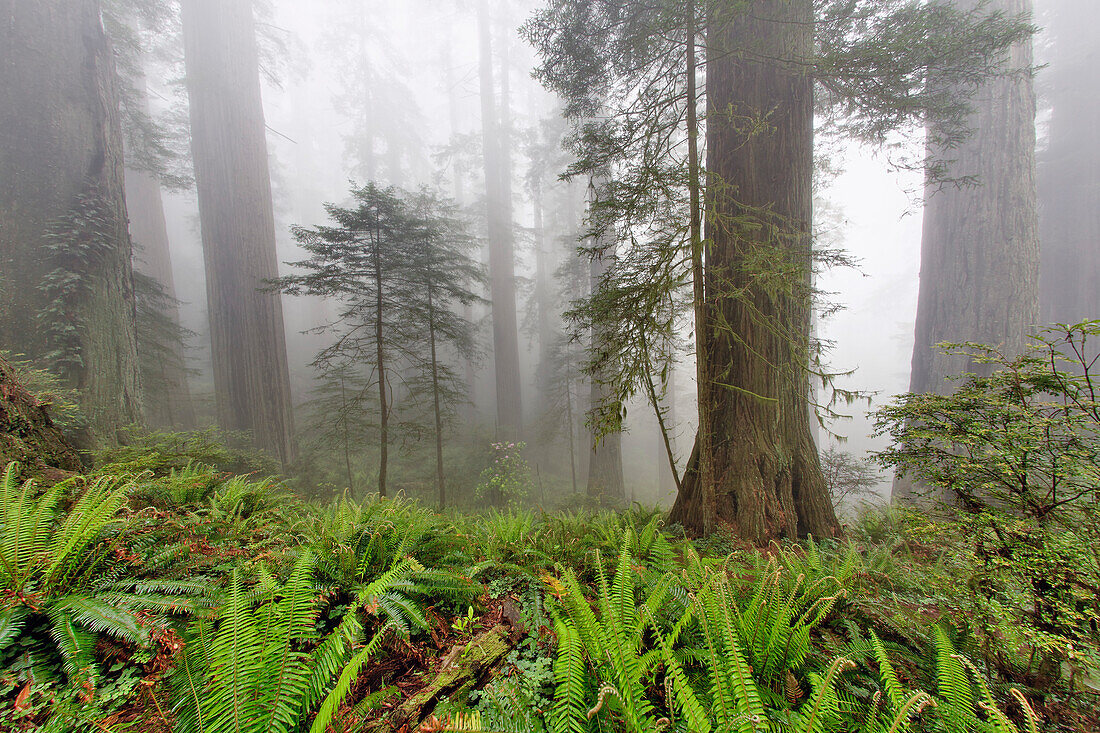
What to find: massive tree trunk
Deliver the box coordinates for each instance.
[0,0,143,441]
[669,0,839,542]
[126,77,196,430]
[180,0,297,464]
[894,0,1039,503]
[1039,0,1100,326]
[478,0,523,441]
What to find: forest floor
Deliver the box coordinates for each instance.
[0,439,1097,733]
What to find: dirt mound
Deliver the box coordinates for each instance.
[0,354,82,478]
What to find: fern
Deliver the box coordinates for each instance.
[934,626,977,733]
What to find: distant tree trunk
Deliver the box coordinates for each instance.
[446,47,479,418]
[427,268,447,509]
[894,0,1039,503]
[180,0,297,464]
[372,234,390,498]
[670,0,839,542]
[126,77,196,430]
[586,180,625,502]
[1039,0,1100,326]
[0,0,142,441]
[478,0,523,443]
[533,178,555,416]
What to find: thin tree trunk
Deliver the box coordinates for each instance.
[180,0,297,464]
[427,271,446,509]
[586,176,625,503]
[657,363,677,495]
[372,229,389,498]
[0,0,142,441]
[670,0,839,542]
[533,178,555,415]
[478,0,523,442]
[642,334,681,496]
[895,0,1040,503]
[565,365,578,495]
[341,376,353,491]
[684,0,712,531]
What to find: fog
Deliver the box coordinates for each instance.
[2,0,1095,512]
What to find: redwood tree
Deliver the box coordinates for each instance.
[0,0,142,440]
[894,0,1040,503]
[669,0,838,540]
[1039,0,1100,327]
[478,0,524,441]
[180,0,297,463]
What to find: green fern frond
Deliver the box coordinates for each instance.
[549,616,587,733]
[308,623,394,733]
[934,626,976,733]
[52,594,144,644]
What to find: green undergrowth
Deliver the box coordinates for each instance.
[0,445,1094,732]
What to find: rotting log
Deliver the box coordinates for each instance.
[364,624,515,731]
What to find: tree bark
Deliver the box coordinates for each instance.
[1039,0,1100,327]
[478,0,523,442]
[373,227,389,498]
[126,76,196,430]
[669,0,839,542]
[180,0,297,464]
[895,0,1040,503]
[0,0,143,441]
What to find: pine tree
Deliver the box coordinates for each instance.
[276,184,483,501]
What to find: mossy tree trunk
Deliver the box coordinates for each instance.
[669,0,839,542]
[894,0,1039,503]
[0,0,143,442]
[180,0,297,464]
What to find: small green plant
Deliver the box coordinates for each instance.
[453,606,478,635]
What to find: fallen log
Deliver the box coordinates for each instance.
[364,624,516,731]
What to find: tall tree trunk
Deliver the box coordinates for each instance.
[427,275,447,509]
[670,0,839,542]
[894,0,1039,503]
[372,232,389,498]
[0,0,142,441]
[478,0,523,442]
[1039,0,1100,326]
[446,46,479,418]
[126,76,196,430]
[585,176,625,503]
[533,178,555,416]
[180,0,297,464]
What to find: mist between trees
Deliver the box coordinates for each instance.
[0,0,1096,538]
